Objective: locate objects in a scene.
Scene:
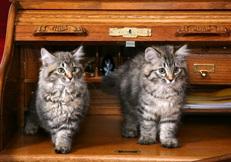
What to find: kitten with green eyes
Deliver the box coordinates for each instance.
[24,46,89,154]
[103,44,189,148]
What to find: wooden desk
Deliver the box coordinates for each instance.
[1,0,231,161]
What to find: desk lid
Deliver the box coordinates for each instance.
[11,0,231,10]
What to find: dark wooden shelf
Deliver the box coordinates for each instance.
[1,114,231,161]
[85,76,103,83]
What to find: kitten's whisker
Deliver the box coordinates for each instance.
[86,81,97,90]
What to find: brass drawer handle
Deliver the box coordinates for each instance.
[33,25,87,36]
[175,25,230,37]
[194,64,215,77]
[109,27,151,38]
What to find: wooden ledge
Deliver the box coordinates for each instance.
[1,114,231,161]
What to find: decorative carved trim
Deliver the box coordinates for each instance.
[109,27,151,38]
[33,25,87,36]
[175,25,230,37]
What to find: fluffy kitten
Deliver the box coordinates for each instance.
[24,46,89,154]
[103,44,189,148]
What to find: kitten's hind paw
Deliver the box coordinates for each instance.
[138,136,156,145]
[24,125,38,135]
[160,138,179,148]
[122,129,138,138]
[55,145,71,154]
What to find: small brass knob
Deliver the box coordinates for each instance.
[200,71,207,77]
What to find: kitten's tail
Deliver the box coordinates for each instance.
[102,72,119,87]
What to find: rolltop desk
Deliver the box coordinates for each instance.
[1,0,231,161]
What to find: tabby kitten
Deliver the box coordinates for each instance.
[103,44,189,148]
[24,46,89,154]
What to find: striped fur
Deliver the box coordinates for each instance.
[24,46,89,154]
[103,44,189,148]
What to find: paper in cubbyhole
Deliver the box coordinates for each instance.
[125,41,135,47]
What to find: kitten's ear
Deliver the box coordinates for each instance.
[73,45,84,61]
[41,48,56,66]
[175,44,189,56]
[145,47,161,63]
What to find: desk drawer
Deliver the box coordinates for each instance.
[186,55,231,85]
[15,10,231,42]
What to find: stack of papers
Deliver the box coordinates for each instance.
[184,88,231,109]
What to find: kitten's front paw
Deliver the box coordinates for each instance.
[160,138,179,148]
[55,145,71,154]
[138,136,156,145]
[24,125,38,135]
[122,129,138,138]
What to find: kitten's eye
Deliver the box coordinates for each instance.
[58,68,65,73]
[174,67,179,73]
[159,68,166,74]
[72,67,78,73]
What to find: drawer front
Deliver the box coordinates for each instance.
[186,55,231,85]
[15,10,231,42]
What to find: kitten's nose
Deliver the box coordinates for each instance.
[66,73,73,80]
[68,76,73,80]
[168,79,174,82]
[167,74,174,83]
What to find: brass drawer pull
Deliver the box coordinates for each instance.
[33,25,87,36]
[175,25,230,37]
[194,64,215,77]
[109,27,151,38]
